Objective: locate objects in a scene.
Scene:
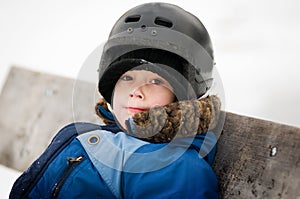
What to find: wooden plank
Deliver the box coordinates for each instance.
[212,112,300,198]
[0,67,101,171]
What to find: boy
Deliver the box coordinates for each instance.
[95,2,221,198]
[11,2,221,198]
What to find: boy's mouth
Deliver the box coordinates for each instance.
[127,107,147,113]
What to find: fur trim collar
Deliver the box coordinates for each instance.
[95,96,221,143]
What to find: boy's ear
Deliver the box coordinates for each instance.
[95,98,115,124]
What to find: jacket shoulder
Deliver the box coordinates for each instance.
[9,122,105,199]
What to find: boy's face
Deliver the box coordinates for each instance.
[112,70,175,130]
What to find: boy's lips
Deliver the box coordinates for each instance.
[127,107,147,113]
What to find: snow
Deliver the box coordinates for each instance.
[0,165,21,198]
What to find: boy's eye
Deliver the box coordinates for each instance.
[150,79,163,85]
[121,75,133,81]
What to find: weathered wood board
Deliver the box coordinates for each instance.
[212,112,300,198]
[0,66,102,171]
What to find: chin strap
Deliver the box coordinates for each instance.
[95,95,221,143]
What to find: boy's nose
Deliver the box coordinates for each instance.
[129,86,145,100]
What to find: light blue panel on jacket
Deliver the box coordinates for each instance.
[77,130,148,198]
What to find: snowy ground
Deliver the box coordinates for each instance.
[0,165,21,198]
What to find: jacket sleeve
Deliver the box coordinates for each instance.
[122,145,218,199]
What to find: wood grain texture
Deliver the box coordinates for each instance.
[212,112,300,198]
[0,67,101,170]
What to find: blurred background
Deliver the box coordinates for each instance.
[1,0,300,197]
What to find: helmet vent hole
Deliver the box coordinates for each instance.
[125,15,141,23]
[154,17,173,28]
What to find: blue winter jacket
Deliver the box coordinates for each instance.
[15,123,218,199]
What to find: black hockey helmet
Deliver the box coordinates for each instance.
[98,2,214,103]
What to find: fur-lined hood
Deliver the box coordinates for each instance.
[95,95,221,143]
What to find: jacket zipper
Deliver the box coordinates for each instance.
[51,155,85,198]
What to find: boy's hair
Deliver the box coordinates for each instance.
[98,2,214,103]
